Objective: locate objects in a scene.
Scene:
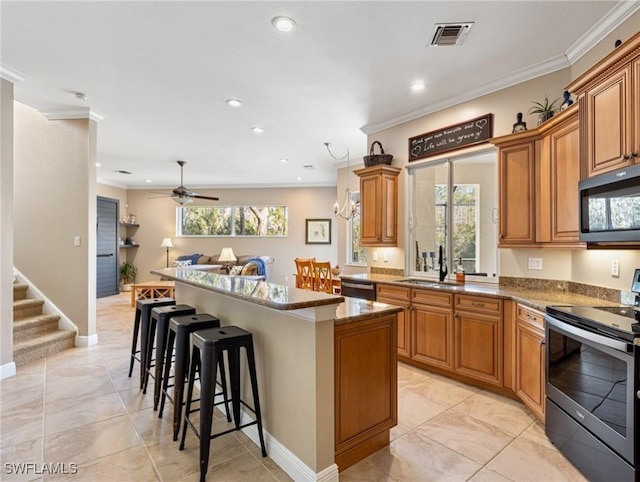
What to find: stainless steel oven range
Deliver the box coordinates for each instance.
[545,303,640,481]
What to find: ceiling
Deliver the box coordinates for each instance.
[1,1,637,190]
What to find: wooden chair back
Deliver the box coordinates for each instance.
[295,258,315,290]
[313,261,333,294]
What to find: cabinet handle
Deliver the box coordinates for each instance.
[539,340,546,346]
[471,301,485,307]
[526,314,536,321]
[622,154,630,161]
[632,152,638,158]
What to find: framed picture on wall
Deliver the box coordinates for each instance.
[305,219,331,245]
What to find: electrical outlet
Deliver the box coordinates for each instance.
[611,260,620,277]
[528,257,542,270]
[372,252,378,262]
[383,252,389,262]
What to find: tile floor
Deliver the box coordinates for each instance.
[0,293,587,481]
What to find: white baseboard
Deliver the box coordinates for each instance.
[239,410,339,482]
[0,362,16,380]
[75,333,99,347]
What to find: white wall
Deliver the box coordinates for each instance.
[13,103,97,338]
[1,79,15,375]
[125,186,338,286]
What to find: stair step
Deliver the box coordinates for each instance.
[13,298,44,320]
[13,314,60,342]
[13,283,28,301]
[13,330,76,367]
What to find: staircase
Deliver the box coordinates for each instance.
[13,283,75,366]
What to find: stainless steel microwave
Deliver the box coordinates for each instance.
[579,164,640,243]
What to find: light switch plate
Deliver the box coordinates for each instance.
[74,236,81,247]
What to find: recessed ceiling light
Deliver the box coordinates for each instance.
[145,179,152,183]
[272,16,296,33]
[411,82,427,92]
[251,126,264,134]
[95,162,101,167]
[226,98,242,107]
[279,158,288,163]
[296,176,303,181]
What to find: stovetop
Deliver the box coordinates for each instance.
[546,305,640,342]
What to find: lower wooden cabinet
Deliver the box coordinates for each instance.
[412,303,454,370]
[334,314,397,470]
[454,310,503,386]
[515,304,546,420]
[378,284,411,358]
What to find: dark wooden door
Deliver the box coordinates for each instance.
[96,196,119,297]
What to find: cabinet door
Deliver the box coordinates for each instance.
[549,115,581,244]
[360,173,382,245]
[378,295,410,358]
[515,315,545,420]
[454,310,503,386]
[356,165,400,247]
[633,57,640,165]
[584,65,633,177]
[411,304,454,370]
[498,141,536,246]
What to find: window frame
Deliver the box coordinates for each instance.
[176,204,289,237]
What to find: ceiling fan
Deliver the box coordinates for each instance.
[152,160,219,204]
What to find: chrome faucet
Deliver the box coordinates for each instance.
[438,245,448,282]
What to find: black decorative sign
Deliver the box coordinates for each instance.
[408,113,493,162]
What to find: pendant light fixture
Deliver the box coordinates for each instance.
[325,142,357,221]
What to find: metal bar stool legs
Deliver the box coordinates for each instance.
[129,297,175,388]
[179,326,267,482]
[158,313,230,441]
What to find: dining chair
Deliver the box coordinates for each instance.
[313,261,333,294]
[294,258,315,290]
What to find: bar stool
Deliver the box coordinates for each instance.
[129,297,175,389]
[143,304,196,401]
[158,313,231,441]
[179,326,267,482]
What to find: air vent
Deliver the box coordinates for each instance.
[115,170,132,175]
[303,165,316,170]
[430,22,474,46]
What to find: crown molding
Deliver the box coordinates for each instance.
[361,2,638,136]
[361,54,569,135]
[42,108,105,122]
[0,65,25,83]
[566,1,640,64]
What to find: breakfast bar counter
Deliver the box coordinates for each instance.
[152,268,402,480]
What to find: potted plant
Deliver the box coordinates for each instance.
[529,95,560,125]
[119,261,137,292]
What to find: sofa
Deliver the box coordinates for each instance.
[174,253,275,280]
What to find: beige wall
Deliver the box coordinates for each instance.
[14,103,97,338]
[125,186,338,286]
[1,79,14,372]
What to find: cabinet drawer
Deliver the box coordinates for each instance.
[455,294,502,314]
[377,284,411,302]
[517,304,544,329]
[412,288,453,307]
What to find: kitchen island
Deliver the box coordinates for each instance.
[152,268,402,481]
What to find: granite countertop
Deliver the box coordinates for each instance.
[153,268,345,311]
[341,273,620,311]
[334,298,403,326]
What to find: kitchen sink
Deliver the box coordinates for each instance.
[397,278,462,288]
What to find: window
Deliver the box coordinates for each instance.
[409,150,497,281]
[178,205,288,237]
[347,192,367,266]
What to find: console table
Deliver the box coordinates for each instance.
[130,280,175,307]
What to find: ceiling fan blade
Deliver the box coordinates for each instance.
[192,194,220,201]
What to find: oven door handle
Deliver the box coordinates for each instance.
[545,315,631,352]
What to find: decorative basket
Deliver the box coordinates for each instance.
[363,141,393,167]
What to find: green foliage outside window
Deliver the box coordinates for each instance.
[178,205,288,237]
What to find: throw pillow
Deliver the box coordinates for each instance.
[173,259,193,267]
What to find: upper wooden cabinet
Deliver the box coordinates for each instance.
[491,105,583,248]
[565,31,640,177]
[354,165,401,246]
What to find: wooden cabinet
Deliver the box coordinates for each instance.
[377,284,411,358]
[491,105,583,248]
[565,31,640,178]
[494,133,538,247]
[411,291,454,370]
[334,314,397,470]
[354,165,401,246]
[515,304,545,420]
[454,294,503,386]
